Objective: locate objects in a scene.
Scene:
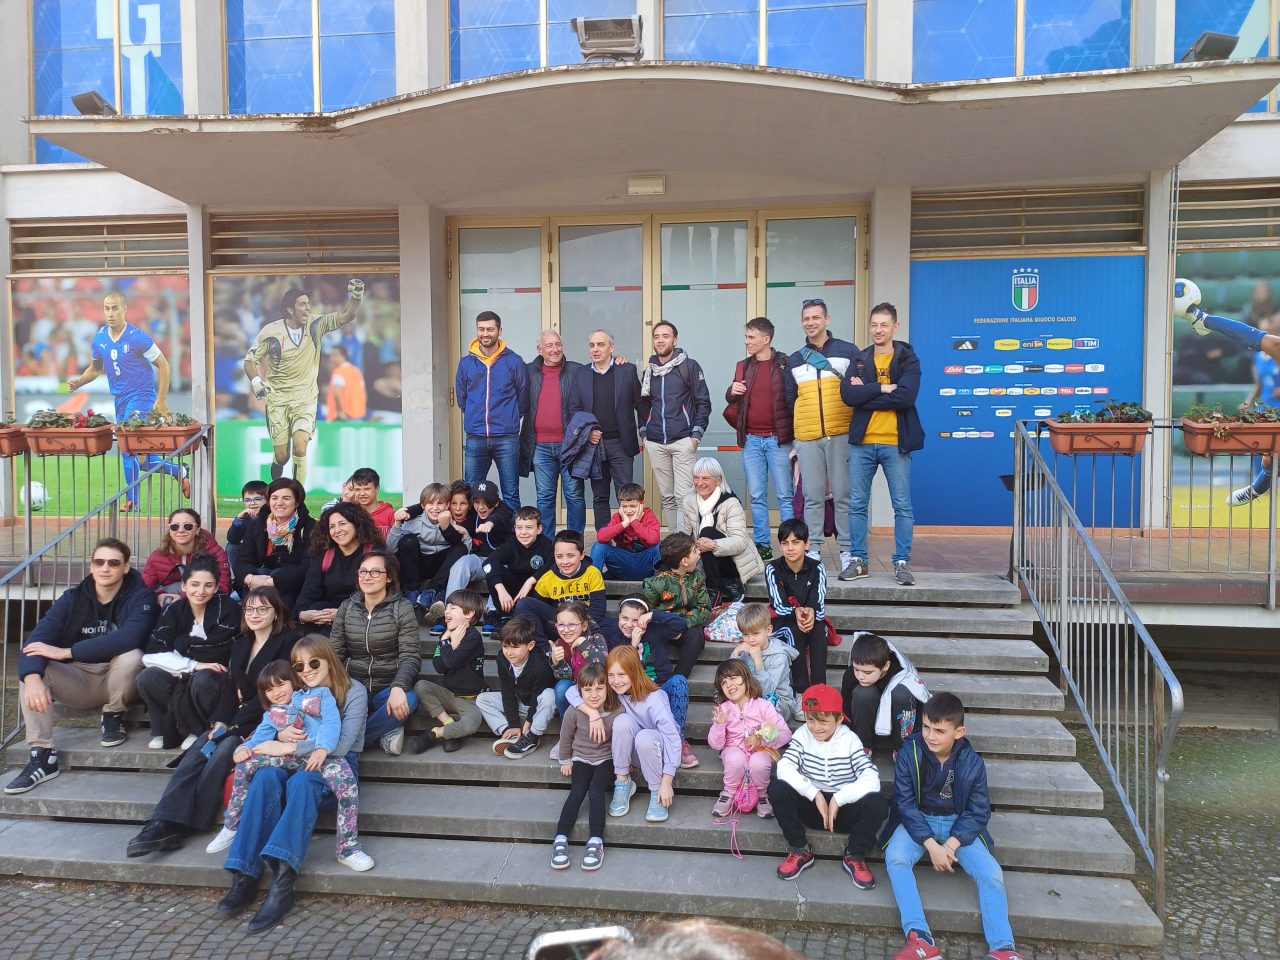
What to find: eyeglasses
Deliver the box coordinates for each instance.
[244,605,274,616]
[91,557,124,568]
[243,497,266,506]
[555,622,582,631]
[357,568,387,579]
[169,522,196,532]
[292,658,322,673]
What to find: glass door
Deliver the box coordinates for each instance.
[764,216,859,346]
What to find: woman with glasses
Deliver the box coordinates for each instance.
[329,549,420,756]
[296,501,385,631]
[236,478,316,609]
[216,635,369,932]
[125,586,300,859]
[141,508,231,604]
[135,555,242,750]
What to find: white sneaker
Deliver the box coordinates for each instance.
[380,728,404,756]
[148,736,166,750]
[1228,484,1263,506]
[805,550,821,561]
[181,734,197,750]
[206,826,236,853]
[839,551,852,571]
[337,848,375,872]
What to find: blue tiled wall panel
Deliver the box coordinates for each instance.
[547,0,636,67]
[914,0,1017,81]
[767,2,867,77]
[1023,0,1130,74]
[321,33,396,109]
[664,2,759,64]
[228,37,314,113]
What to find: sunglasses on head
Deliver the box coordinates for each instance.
[169,522,196,532]
[91,557,124,568]
[802,298,827,309]
[292,658,323,673]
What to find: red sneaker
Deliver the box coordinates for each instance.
[842,854,875,889]
[987,952,1023,960]
[894,932,941,960]
[775,846,814,880]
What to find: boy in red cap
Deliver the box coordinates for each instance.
[767,683,887,887]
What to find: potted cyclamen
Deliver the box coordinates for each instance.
[116,409,202,456]
[1044,400,1154,455]
[1180,401,1280,456]
[23,408,115,456]
[0,415,28,457]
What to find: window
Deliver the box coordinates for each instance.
[664,0,867,76]
[914,0,1130,82]
[226,0,396,114]
[33,0,183,163]
[1175,0,1272,113]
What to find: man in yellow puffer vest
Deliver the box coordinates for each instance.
[787,299,858,570]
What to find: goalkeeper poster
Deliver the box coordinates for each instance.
[210,272,402,514]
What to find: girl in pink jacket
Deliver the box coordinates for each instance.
[707,658,792,819]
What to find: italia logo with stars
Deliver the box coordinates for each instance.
[1012,268,1039,312]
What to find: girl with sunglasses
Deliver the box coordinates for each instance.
[142,508,232,604]
[125,586,300,859]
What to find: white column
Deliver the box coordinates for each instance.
[180,0,226,113]
[636,0,660,59]
[0,178,14,518]
[397,0,444,91]
[867,0,912,83]
[399,204,451,486]
[0,0,29,162]
[1133,0,1176,66]
[1143,169,1176,528]
[185,203,215,520]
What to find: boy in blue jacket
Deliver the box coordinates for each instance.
[6,538,158,795]
[882,693,1023,960]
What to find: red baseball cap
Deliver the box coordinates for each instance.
[799,684,844,717]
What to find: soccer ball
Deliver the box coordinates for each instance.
[1173,278,1202,319]
[21,480,48,512]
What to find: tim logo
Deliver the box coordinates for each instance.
[953,338,979,351]
[1074,338,1100,349]
[1012,268,1039,312]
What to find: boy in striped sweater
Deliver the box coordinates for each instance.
[767,683,887,888]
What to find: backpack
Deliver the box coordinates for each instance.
[322,543,372,573]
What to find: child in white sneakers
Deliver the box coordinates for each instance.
[707,658,791,819]
[551,663,620,872]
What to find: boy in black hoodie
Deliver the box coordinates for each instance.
[409,590,487,754]
[483,506,554,624]
[476,617,556,760]
[764,519,829,690]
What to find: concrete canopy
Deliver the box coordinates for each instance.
[26,60,1280,213]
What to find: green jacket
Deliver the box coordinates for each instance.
[642,569,711,628]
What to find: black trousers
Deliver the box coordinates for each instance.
[555,759,613,840]
[150,730,244,831]
[847,680,919,751]
[590,438,635,530]
[773,614,828,689]
[396,539,467,593]
[696,526,744,602]
[136,667,224,739]
[667,626,706,679]
[766,778,887,857]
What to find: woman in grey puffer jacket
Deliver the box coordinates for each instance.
[329,549,421,755]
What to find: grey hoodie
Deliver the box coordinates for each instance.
[739,636,799,720]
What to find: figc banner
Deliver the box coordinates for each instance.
[909,255,1146,525]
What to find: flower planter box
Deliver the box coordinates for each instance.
[1044,420,1151,455]
[1180,419,1280,456]
[22,425,115,456]
[0,426,29,457]
[117,424,202,456]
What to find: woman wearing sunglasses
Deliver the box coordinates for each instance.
[216,634,368,932]
[141,508,231,605]
[135,555,242,750]
[329,549,420,756]
[125,586,299,859]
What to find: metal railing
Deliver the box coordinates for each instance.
[1013,420,1183,919]
[1025,419,1278,608]
[1,427,213,749]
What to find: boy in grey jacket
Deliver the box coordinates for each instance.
[388,483,468,609]
[733,603,800,719]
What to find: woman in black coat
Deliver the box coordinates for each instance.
[295,501,384,631]
[234,478,315,609]
[125,586,300,857]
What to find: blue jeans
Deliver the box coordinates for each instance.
[533,441,586,535]
[364,686,419,748]
[554,678,574,718]
[848,443,914,564]
[590,543,660,581]
[884,818,1015,953]
[464,434,521,509]
[742,435,794,547]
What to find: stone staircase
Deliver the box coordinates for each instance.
[0,572,1164,947]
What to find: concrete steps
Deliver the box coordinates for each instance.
[0,771,1134,875]
[606,573,1024,607]
[0,821,1164,947]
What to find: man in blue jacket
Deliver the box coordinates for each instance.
[5,538,158,795]
[838,303,923,586]
[455,311,529,509]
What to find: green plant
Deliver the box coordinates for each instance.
[27,408,111,429]
[2,414,17,427]
[1056,400,1153,424]
[117,409,198,430]
[1184,401,1280,438]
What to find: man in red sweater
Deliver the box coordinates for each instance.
[520,330,585,536]
[589,482,661,581]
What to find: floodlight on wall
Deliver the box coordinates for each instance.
[72,91,118,116]
[572,16,643,62]
[1180,31,1239,63]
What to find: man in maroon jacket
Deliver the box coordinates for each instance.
[725,317,798,561]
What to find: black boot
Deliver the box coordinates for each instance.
[217,871,260,916]
[127,819,186,858]
[442,734,462,753]
[247,860,297,933]
[408,728,437,754]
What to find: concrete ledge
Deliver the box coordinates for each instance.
[605,573,1023,607]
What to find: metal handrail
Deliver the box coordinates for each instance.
[1013,420,1183,920]
[1,427,212,749]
